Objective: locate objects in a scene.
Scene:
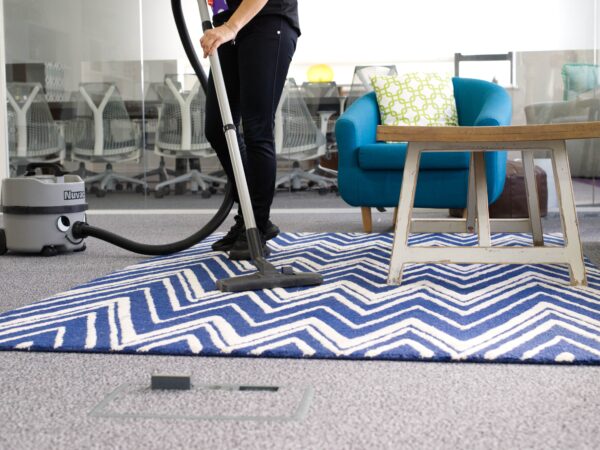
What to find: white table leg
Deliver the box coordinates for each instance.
[474,152,491,247]
[522,150,544,246]
[551,141,587,286]
[466,153,477,233]
[388,143,422,285]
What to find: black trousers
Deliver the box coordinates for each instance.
[205,15,298,231]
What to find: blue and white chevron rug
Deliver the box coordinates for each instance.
[1,233,600,364]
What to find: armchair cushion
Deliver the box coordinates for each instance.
[370,72,458,127]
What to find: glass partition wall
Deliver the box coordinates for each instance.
[2,0,600,213]
[3,0,151,209]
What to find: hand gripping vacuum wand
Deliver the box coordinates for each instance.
[195,0,323,291]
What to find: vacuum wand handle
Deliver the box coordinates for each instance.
[197,0,258,233]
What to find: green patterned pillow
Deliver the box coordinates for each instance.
[370,73,458,127]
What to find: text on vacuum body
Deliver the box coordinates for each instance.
[64,191,86,201]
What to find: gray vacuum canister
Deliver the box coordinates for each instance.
[1,174,88,256]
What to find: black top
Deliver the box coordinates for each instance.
[214,0,300,36]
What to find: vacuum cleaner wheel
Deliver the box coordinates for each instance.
[73,243,87,253]
[41,245,59,257]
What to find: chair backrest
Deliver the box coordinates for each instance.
[141,82,166,150]
[452,77,512,127]
[6,82,63,159]
[154,76,213,156]
[145,82,166,102]
[346,65,398,108]
[72,82,138,157]
[301,81,339,134]
[562,63,600,101]
[301,82,338,99]
[275,78,326,161]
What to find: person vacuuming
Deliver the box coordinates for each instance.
[2,0,322,293]
[201,0,300,260]
[198,0,321,291]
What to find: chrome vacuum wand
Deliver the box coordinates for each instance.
[197,0,323,292]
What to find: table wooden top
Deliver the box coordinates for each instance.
[377,122,600,143]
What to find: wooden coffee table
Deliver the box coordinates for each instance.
[377,122,600,287]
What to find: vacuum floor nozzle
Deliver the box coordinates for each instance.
[217,259,323,292]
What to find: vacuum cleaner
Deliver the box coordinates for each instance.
[0,163,87,257]
[0,0,323,293]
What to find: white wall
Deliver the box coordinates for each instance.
[145,0,599,83]
[142,0,600,83]
[4,0,142,63]
[3,0,599,86]
[141,0,211,78]
[292,0,597,83]
[296,0,596,61]
[4,0,143,92]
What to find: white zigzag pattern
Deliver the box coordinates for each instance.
[0,233,599,364]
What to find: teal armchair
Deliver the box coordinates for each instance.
[335,77,512,231]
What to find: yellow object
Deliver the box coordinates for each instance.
[307,64,334,83]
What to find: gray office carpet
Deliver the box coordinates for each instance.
[1,210,600,450]
[86,189,350,210]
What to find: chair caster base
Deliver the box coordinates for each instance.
[135,185,147,194]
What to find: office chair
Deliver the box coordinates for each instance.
[301,81,341,181]
[274,78,334,194]
[153,77,226,198]
[301,81,339,145]
[131,82,178,187]
[71,82,147,197]
[6,82,65,175]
